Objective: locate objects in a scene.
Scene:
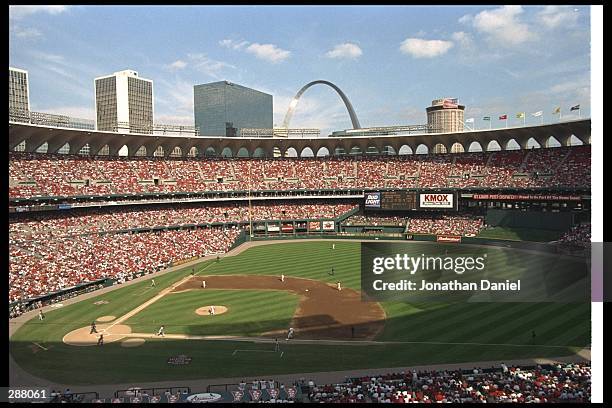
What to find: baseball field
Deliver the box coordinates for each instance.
[9,241,590,385]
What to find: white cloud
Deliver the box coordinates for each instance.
[458,14,473,25]
[451,31,473,49]
[9,5,68,20]
[537,6,579,30]
[186,53,236,79]
[220,39,291,63]
[245,43,291,63]
[399,38,453,58]
[471,6,533,46]
[219,39,250,50]
[325,42,363,59]
[168,60,187,70]
[10,26,43,39]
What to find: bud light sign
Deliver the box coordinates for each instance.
[365,192,381,208]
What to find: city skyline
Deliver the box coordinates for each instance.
[9,5,591,135]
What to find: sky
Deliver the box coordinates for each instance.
[9,5,591,136]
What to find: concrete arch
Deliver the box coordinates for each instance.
[236,147,250,158]
[468,141,483,152]
[300,147,314,157]
[398,145,413,155]
[253,147,266,158]
[220,147,233,157]
[415,144,429,155]
[282,80,361,129]
[486,140,502,151]
[316,147,330,157]
[285,147,298,158]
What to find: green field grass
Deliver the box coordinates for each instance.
[10,241,590,385]
[477,227,563,242]
[126,290,299,337]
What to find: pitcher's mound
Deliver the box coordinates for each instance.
[121,338,145,348]
[63,324,132,346]
[195,306,228,316]
[96,315,116,322]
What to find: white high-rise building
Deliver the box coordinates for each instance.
[9,67,31,123]
[94,70,153,133]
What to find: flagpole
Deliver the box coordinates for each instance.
[540,115,543,125]
[523,114,525,126]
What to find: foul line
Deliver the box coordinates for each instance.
[32,342,48,351]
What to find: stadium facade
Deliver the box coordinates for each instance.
[194,81,273,137]
[94,70,154,134]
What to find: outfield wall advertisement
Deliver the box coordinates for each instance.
[419,193,454,209]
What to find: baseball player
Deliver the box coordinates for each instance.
[337,281,342,291]
[151,279,156,287]
[332,243,335,250]
[90,321,98,334]
[280,274,285,282]
[274,338,280,352]
[209,305,216,316]
[157,325,165,337]
[97,334,104,346]
[286,327,294,341]
[202,280,206,289]
[38,310,45,320]
[329,267,334,276]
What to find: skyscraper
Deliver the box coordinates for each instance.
[94,70,153,133]
[194,81,272,137]
[9,67,30,123]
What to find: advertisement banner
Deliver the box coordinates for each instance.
[267,224,280,232]
[286,387,297,399]
[365,192,381,208]
[322,220,335,231]
[472,194,582,201]
[308,221,321,231]
[420,193,454,209]
[436,235,462,243]
[268,389,279,400]
[281,223,294,232]
[231,391,244,402]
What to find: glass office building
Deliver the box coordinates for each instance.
[194,81,272,136]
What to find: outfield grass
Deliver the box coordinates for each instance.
[477,227,563,242]
[10,241,590,385]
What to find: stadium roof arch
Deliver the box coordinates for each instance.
[9,119,590,158]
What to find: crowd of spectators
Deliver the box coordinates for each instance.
[9,227,240,304]
[9,146,590,199]
[9,202,356,239]
[559,224,591,247]
[343,213,407,227]
[306,363,591,403]
[407,213,485,236]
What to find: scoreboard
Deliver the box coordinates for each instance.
[365,191,456,211]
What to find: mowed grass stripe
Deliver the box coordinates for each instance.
[483,303,587,346]
[418,303,538,344]
[399,302,522,343]
[505,304,590,346]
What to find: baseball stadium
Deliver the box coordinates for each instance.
[8,110,593,402]
[7,5,598,402]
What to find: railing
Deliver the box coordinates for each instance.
[114,386,191,398]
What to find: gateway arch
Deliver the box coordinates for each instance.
[282,80,361,129]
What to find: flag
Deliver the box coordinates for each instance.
[516,112,525,119]
[465,118,474,123]
[532,111,543,117]
[499,114,507,120]
[482,116,491,121]
[552,107,561,114]
[570,104,580,111]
